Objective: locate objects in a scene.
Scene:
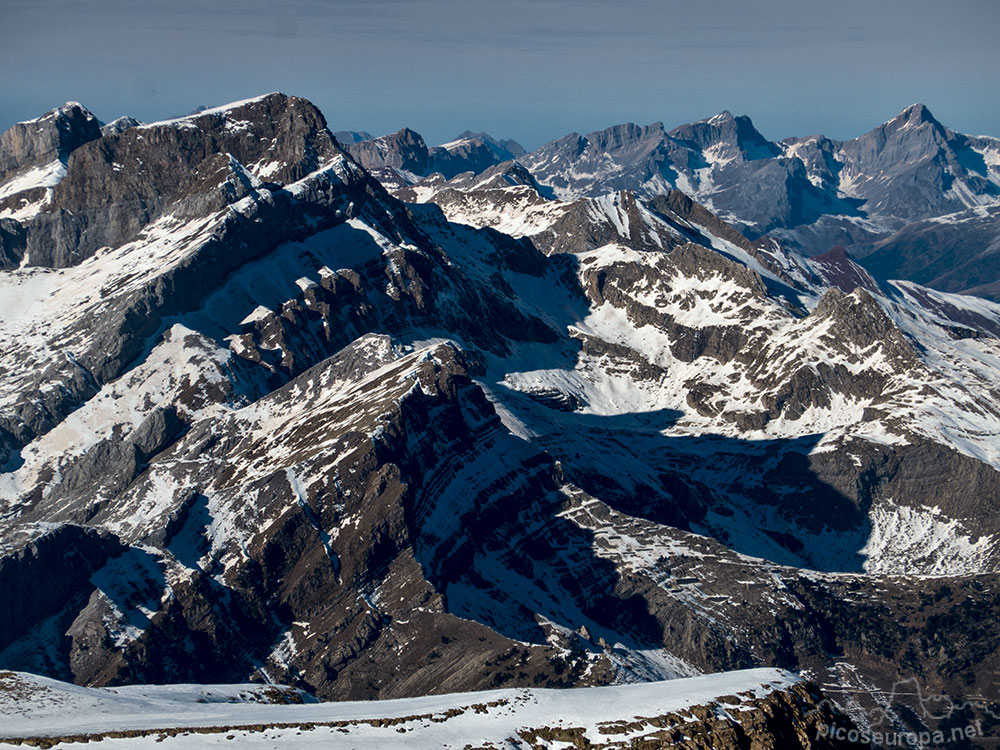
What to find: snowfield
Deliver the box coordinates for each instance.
[0,668,797,747]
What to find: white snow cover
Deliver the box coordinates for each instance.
[0,668,798,747]
[0,211,226,424]
[860,501,997,575]
[0,159,67,201]
[137,94,282,130]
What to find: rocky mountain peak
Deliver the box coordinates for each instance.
[452,130,526,158]
[585,121,666,152]
[669,110,779,161]
[100,116,142,138]
[895,102,940,128]
[341,127,526,183]
[473,159,541,189]
[175,93,334,152]
[859,102,948,150]
[388,126,426,146]
[811,286,915,359]
[343,127,430,175]
[431,134,523,179]
[8,91,350,269]
[0,101,101,181]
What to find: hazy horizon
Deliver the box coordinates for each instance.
[2,0,998,150]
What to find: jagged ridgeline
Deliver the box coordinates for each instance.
[1,93,999,745]
[358,104,1000,299]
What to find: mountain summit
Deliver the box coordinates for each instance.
[668,110,780,161]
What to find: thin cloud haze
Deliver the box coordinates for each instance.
[1,0,998,147]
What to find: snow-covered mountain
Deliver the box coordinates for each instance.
[1,94,999,745]
[359,105,1000,300]
[1,668,851,748]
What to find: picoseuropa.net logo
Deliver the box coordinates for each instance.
[815,721,984,747]
[809,678,997,748]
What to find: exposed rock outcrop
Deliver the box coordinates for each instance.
[0,103,100,182]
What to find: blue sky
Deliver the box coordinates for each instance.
[2,0,998,148]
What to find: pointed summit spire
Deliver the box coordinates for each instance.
[894,102,940,128]
[901,102,931,118]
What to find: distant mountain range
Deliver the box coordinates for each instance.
[345,104,1000,300]
[1,93,999,746]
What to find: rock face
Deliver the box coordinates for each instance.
[343,128,525,183]
[860,203,1000,300]
[0,525,125,655]
[26,92,345,268]
[2,93,1000,746]
[430,131,526,178]
[0,102,101,182]
[343,127,431,175]
[0,218,26,268]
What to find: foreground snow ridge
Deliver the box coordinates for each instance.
[0,668,797,747]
